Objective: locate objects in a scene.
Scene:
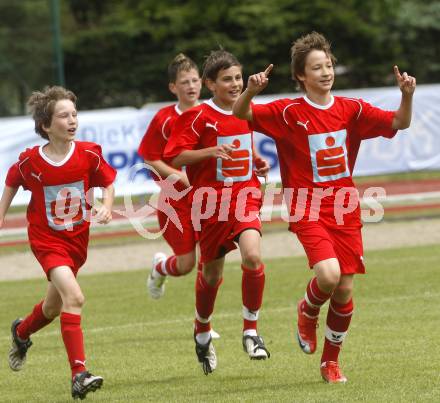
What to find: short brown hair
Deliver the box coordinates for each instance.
[202,49,241,84]
[168,53,199,83]
[27,86,77,140]
[290,32,337,91]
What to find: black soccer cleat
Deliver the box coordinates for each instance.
[8,318,33,371]
[71,371,103,400]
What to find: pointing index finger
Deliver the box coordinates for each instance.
[394,65,402,80]
[264,64,274,77]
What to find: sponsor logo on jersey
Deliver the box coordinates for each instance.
[308,129,350,182]
[216,133,252,182]
[44,181,86,231]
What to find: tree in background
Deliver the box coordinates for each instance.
[0,0,54,116]
[0,0,438,116]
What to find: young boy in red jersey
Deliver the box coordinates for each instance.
[0,86,116,399]
[138,53,220,338]
[164,50,271,375]
[233,32,416,383]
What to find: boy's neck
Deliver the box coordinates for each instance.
[211,97,233,112]
[43,140,73,161]
[177,100,199,113]
[304,90,332,106]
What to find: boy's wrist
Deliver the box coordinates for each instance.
[244,87,259,97]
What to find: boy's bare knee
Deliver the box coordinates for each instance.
[177,259,195,275]
[176,253,196,275]
[242,251,261,269]
[43,304,61,319]
[317,271,340,293]
[179,263,194,275]
[65,292,85,310]
[333,284,353,303]
[203,270,222,287]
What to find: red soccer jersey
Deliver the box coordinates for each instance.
[6,141,116,236]
[138,104,182,162]
[164,99,261,202]
[138,104,189,194]
[252,95,396,228]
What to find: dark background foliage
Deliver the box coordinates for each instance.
[0,0,439,116]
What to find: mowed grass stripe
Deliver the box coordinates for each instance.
[0,244,439,402]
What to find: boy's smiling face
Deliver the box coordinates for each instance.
[298,50,334,95]
[206,65,243,110]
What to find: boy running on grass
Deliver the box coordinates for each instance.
[0,86,116,399]
[233,31,415,383]
[138,53,220,338]
[164,50,270,375]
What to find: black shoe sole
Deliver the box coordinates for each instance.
[72,378,103,400]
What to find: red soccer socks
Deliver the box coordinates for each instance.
[241,264,265,333]
[17,300,53,340]
[60,312,87,378]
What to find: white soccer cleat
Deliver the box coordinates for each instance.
[194,335,217,375]
[243,335,270,360]
[210,329,221,339]
[147,252,167,299]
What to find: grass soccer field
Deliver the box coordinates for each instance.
[0,244,439,402]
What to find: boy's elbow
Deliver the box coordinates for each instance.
[392,117,411,130]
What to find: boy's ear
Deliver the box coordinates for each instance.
[296,74,305,84]
[205,79,216,93]
[169,82,177,95]
[42,124,50,134]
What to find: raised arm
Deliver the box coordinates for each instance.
[0,186,19,228]
[233,64,273,121]
[392,65,416,130]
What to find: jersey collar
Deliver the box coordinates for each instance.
[303,94,334,110]
[39,141,76,167]
[204,99,233,115]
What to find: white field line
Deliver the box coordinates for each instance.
[1,290,439,342]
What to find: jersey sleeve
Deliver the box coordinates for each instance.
[86,144,117,188]
[163,109,203,161]
[354,99,397,140]
[137,112,168,161]
[5,150,32,189]
[5,162,25,188]
[251,100,287,140]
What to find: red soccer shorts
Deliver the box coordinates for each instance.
[198,199,262,264]
[293,221,365,274]
[28,225,89,279]
[157,195,196,256]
